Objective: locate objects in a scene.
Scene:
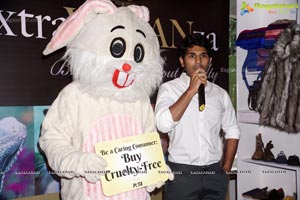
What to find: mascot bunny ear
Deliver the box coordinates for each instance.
[127,5,150,22]
[43,0,117,55]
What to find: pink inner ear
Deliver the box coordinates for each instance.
[127,5,150,22]
[43,0,117,55]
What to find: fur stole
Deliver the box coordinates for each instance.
[257,22,300,133]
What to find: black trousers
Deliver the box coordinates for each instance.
[164,161,229,200]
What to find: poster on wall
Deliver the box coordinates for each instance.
[0,0,230,106]
[0,106,61,200]
[0,0,230,198]
[0,107,34,199]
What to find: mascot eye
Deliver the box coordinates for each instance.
[134,44,144,63]
[110,37,126,58]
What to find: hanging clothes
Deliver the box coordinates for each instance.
[257,22,300,133]
[236,19,294,111]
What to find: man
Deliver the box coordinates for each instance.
[155,34,240,200]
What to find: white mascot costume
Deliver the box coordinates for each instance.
[39,0,173,199]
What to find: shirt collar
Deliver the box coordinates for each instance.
[180,72,190,85]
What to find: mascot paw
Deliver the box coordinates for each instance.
[166,164,175,181]
[146,164,174,192]
[146,181,164,193]
[83,153,107,183]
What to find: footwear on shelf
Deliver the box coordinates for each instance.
[242,187,268,198]
[251,189,268,199]
[263,140,275,162]
[275,151,288,164]
[251,133,265,160]
[242,187,286,200]
[287,155,300,166]
[267,188,284,200]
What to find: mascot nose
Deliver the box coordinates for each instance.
[122,63,132,72]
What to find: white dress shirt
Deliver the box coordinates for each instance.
[155,73,240,166]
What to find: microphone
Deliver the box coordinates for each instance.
[198,84,205,111]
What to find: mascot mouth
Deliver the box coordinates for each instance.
[112,69,135,88]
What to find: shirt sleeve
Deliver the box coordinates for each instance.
[155,84,178,133]
[221,91,241,139]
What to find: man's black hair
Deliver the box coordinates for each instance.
[178,34,213,58]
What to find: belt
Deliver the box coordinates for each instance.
[167,161,221,174]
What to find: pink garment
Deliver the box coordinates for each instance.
[265,29,282,39]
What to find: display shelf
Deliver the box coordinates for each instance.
[240,158,300,198]
[236,4,300,198]
[238,110,259,124]
[243,158,300,171]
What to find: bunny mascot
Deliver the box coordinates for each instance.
[39,0,173,199]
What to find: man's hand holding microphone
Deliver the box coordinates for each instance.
[189,68,207,111]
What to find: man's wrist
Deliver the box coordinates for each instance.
[222,164,232,173]
[185,88,196,97]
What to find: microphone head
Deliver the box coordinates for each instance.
[199,104,205,111]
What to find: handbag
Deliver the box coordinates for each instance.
[247,73,262,111]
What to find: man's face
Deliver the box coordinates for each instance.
[179,45,212,77]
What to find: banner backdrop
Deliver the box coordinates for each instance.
[0,0,229,198]
[0,0,229,106]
